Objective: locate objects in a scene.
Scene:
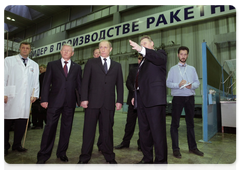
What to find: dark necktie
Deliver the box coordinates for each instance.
[22,58,27,66]
[135,58,145,89]
[134,58,145,110]
[135,71,139,89]
[63,61,68,77]
[103,58,108,74]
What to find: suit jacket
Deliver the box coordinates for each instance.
[41,59,82,108]
[81,57,123,111]
[126,66,138,105]
[39,72,45,98]
[137,48,167,107]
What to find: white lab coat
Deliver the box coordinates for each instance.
[0,56,3,102]
[4,55,39,119]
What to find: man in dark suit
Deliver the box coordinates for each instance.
[114,55,142,150]
[129,35,168,164]
[32,64,47,129]
[78,40,123,164]
[37,44,82,164]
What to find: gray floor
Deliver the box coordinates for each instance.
[4,109,236,165]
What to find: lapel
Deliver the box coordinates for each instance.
[108,60,116,73]
[68,61,75,76]
[26,58,32,67]
[57,59,66,78]
[139,58,145,69]
[97,57,106,74]
[15,55,27,67]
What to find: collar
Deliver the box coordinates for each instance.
[178,62,187,67]
[61,58,71,63]
[19,54,28,60]
[100,56,110,60]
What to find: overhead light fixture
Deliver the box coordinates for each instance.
[6,17,15,21]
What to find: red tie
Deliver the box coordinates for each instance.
[63,61,68,77]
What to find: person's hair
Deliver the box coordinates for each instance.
[61,43,74,52]
[93,48,99,53]
[140,35,153,42]
[178,46,189,54]
[138,54,143,61]
[39,64,47,68]
[99,40,112,48]
[19,42,31,49]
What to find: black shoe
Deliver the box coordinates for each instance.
[173,150,182,158]
[75,161,88,170]
[114,143,129,149]
[107,159,117,164]
[36,160,45,169]
[189,148,204,156]
[0,149,8,156]
[133,160,153,168]
[12,146,27,152]
[58,155,69,162]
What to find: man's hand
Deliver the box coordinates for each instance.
[4,96,8,103]
[131,98,134,106]
[41,102,48,109]
[179,80,187,87]
[116,103,122,110]
[31,97,37,103]
[81,101,89,108]
[186,84,192,89]
[129,40,142,52]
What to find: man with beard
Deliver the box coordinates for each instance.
[166,46,204,159]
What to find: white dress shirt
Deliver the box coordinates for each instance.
[100,56,111,70]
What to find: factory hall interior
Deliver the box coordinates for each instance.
[3,4,237,169]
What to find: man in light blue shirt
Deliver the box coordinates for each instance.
[166,46,204,159]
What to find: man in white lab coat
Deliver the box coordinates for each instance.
[4,42,39,156]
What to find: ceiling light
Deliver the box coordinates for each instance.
[6,17,15,21]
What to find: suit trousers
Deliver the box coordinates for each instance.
[170,96,197,151]
[137,91,168,163]
[96,114,103,151]
[37,105,75,161]
[4,119,27,150]
[121,104,140,146]
[32,100,47,127]
[79,107,115,162]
